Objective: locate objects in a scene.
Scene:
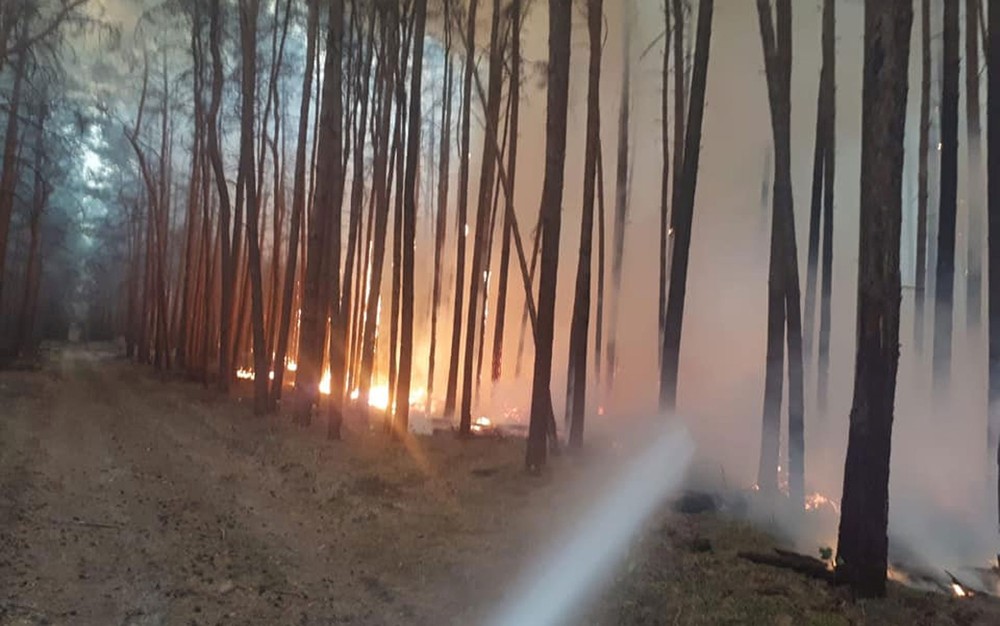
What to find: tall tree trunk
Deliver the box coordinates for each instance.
[987,0,1000,529]
[16,103,47,358]
[323,0,346,439]
[755,0,805,507]
[526,0,571,471]
[460,0,504,436]
[567,0,604,448]
[238,0,269,413]
[358,5,400,409]
[606,4,632,390]
[659,0,713,412]
[802,33,828,365]
[657,0,673,376]
[836,0,911,597]
[817,0,836,414]
[967,0,984,329]
[428,0,454,401]
[207,0,235,391]
[395,0,428,435]
[490,0,522,384]
[915,0,931,352]
[0,39,25,319]
[271,0,319,408]
[444,0,478,418]
[933,0,960,388]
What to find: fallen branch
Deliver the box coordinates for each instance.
[49,517,122,530]
[738,548,834,582]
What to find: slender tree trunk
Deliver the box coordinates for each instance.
[444,0,478,418]
[271,0,318,408]
[606,4,632,390]
[755,0,805,506]
[916,0,931,353]
[490,0,521,385]
[660,0,713,412]
[836,0,911,597]
[0,39,25,318]
[567,0,604,448]
[526,0,571,471]
[207,0,235,391]
[323,0,346,439]
[358,5,400,408]
[967,0,984,329]
[817,0,836,414]
[987,0,1000,529]
[428,0,453,401]
[395,0,428,435]
[657,0,672,376]
[237,0,269,413]
[933,0,960,389]
[460,0,504,436]
[16,103,47,358]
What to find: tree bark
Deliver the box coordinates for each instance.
[526,0,571,472]
[836,0,911,598]
[428,0,454,402]
[987,0,1000,529]
[567,0,604,448]
[271,0,319,408]
[444,0,478,418]
[659,0,713,413]
[967,0,984,329]
[460,0,504,436]
[394,0,428,436]
[606,4,632,390]
[915,0,930,353]
[933,0,960,389]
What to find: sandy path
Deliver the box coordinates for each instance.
[0,346,531,625]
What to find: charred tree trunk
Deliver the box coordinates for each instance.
[444,0,477,418]
[395,0,428,436]
[659,0,713,412]
[933,0,959,388]
[836,0,911,598]
[526,0,571,472]
[567,0,604,448]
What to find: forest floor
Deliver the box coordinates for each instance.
[2,343,1000,625]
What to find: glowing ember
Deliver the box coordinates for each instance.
[471,416,492,433]
[952,582,970,598]
[804,492,841,514]
[597,405,605,416]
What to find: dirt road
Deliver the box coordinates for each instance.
[0,345,543,625]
